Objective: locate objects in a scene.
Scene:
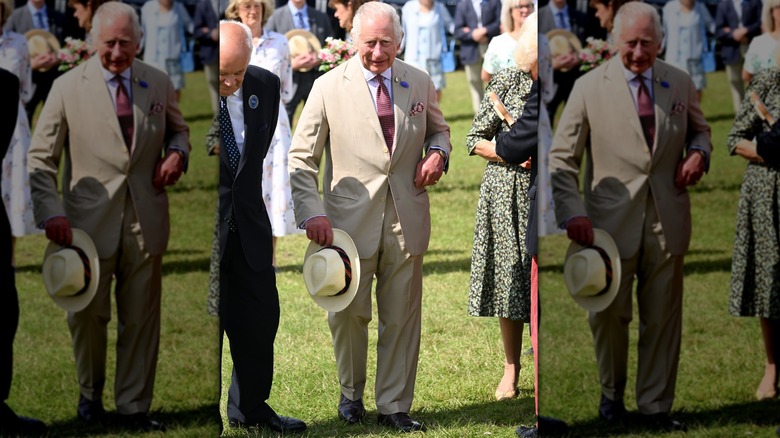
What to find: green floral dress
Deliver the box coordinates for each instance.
[466,67,533,322]
[727,68,780,319]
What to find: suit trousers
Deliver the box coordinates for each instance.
[725,46,747,113]
[285,71,318,126]
[463,43,488,113]
[221,229,279,424]
[589,196,684,415]
[329,190,424,415]
[68,194,163,414]
[0,265,17,403]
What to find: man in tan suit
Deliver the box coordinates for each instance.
[28,2,189,431]
[289,2,450,432]
[549,2,711,432]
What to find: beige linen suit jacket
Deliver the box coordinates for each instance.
[549,57,711,258]
[289,58,450,258]
[28,57,190,258]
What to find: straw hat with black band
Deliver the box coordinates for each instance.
[563,228,621,312]
[302,228,360,312]
[42,229,100,312]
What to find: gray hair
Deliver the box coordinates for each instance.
[514,11,537,72]
[612,2,663,43]
[220,19,253,56]
[90,2,142,44]
[762,0,780,33]
[351,1,403,44]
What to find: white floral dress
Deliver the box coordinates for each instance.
[0,31,39,237]
[250,30,300,237]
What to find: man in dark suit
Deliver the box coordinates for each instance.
[0,68,47,437]
[218,20,307,434]
[538,0,587,124]
[453,0,502,113]
[715,0,761,112]
[4,0,66,124]
[193,0,219,115]
[266,0,333,125]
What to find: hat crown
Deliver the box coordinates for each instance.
[43,249,86,298]
[303,249,347,298]
[565,248,607,298]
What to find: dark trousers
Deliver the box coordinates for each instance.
[546,69,578,124]
[220,230,279,423]
[0,200,16,404]
[25,70,57,126]
[285,70,318,125]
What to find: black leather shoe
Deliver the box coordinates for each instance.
[378,412,426,432]
[641,412,687,432]
[119,413,166,432]
[230,414,307,433]
[598,394,626,423]
[539,416,569,436]
[77,395,105,424]
[0,403,47,437]
[338,394,366,424]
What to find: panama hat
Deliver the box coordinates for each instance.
[25,29,61,72]
[285,29,321,72]
[546,29,582,72]
[563,228,621,312]
[42,229,100,312]
[303,229,360,312]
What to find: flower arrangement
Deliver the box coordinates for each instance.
[578,37,614,73]
[318,37,356,73]
[58,37,95,72]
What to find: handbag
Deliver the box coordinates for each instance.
[179,10,195,73]
[699,5,715,73]
[439,6,456,73]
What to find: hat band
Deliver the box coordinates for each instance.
[588,245,613,296]
[67,245,92,297]
[319,245,352,296]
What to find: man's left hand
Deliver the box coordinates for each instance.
[674,151,705,188]
[414,152,444,188]
[153,151,184,189]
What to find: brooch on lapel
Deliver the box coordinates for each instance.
[133,77,148,88]
[409,102,424,117]
[149,102,164,116]
[248,95,259,109]
[670,101,686,116]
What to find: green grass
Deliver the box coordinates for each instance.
[11,70,221,437]
[538,70,780,437]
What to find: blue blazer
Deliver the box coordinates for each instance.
[453,0,502,65]
[193,0,218,65]
[714,0,762,65]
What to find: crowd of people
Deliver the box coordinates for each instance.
[0,0,778,435]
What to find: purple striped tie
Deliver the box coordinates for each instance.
[115,75,133,150]
[636,75,654,150]
[375,75,394,152]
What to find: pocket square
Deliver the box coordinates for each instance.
[670,101,686,116]
[409,102,425,117]
[149,102,164,116]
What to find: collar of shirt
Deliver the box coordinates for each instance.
[225,87,246,155]
[621,65,654,107]
[360,64,393,109]
[287,3,309,27]
[100,65,133,107]
[731,0,743,21]
[27,2,48,28]
[470,0,483,25]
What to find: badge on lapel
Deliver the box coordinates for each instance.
[249,95,259,109]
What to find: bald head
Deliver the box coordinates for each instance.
[219,20,253,96]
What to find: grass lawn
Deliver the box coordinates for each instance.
[539,70,780,437]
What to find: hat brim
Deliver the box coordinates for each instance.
[25,30,61,72]
[285,30,321,72]
[303,229,361,312]
[564,228,621,312]
[43,229,100,312]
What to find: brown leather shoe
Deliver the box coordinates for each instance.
[377,412,426,432]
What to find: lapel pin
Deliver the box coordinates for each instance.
[248,94,259,109]
[133,77,148,88]
[659,80,669,88]
[400,81,409,88]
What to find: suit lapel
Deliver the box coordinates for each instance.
[345,59,386,148]
[391,62,411,158]
[130,62,151,164]
[651,63,673,159]
[85,58,127,157]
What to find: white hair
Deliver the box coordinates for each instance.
[612,2,663,43]
[351,2,402,44]
[90,2,142,44]
[514,11,537,72]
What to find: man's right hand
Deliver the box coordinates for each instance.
[305,216,333,247]
[45,216,73,247]
[566,216,594,247]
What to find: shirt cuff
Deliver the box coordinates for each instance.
[300,214,327,229]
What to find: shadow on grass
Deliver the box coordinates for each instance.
[44,403,220,437]
[162,257,211,274]
[184,112,216,123]
[298,395,534,436]
[540,256,733,276]
[562,399,779,437]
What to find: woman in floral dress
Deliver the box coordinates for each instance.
[727,49,780,401]
[227,0,300,266]
[466,39,534,402]
[0,0,40,262]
